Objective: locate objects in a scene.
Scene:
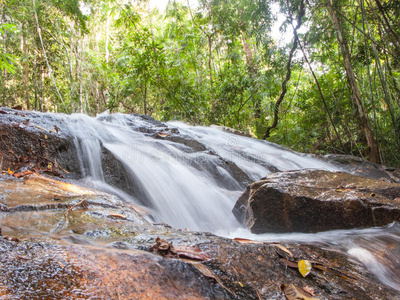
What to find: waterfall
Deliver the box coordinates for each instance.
[61,112,339,233]
[36,111,399,291]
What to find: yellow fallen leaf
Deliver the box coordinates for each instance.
[298,260,312,277]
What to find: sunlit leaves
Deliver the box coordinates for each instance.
[0,53,17,73]
[0,24,17,74]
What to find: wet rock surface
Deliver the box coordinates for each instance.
[0,175,399,299]
[323,154,400,183]
[0,108,251,193]
[233,169,400,234]
[0,108,81,178]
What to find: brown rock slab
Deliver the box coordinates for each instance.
[233,169,400,233]
[0,238,230,300]
[0,174,399,299]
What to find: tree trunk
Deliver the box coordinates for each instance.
[1,3,7,107]
[143,80,148,115]
[105,11,111,63]
[34,50,38,110]
[22,22,30,110]
[241,31,255,76]
[207,34,214,107]
[263,0,305,139]
[39,65,43,111]
[326,0,378,163]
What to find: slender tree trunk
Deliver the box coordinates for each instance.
[241,30,262,118]
[22,22,30,110]
[143,79,147,115]
[70,36,75,112]
[207,34,214,107]
[1,3,7,106]
[295,31,347,154]
[75,36,83,113]
[2,36,6,106]
[39,65,43,111]
[326,0,378,162]
[359,0,379,147]
[34,50,38,110]
[263,0,305,139]
[241,31,255,76]
[186,0,200,79]
[105,10,111,63]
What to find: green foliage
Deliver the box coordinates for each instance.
[0,24,17,73]
[0,0,399,166]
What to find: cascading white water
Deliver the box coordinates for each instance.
[56,111,399,291]
[61,112,340,232]
[169,121,341,181]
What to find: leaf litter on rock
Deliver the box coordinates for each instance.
[282,283,320,300]
[150,237,211,261]
[180,258,236,296]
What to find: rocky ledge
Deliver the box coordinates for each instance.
[0,174,399,299]
[233,169,400,234]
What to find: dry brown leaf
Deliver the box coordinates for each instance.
[313,263,359,280]
[181,259,235,296]
[61,168,70,174]
[108,213,127,220]
[16,255,29,260]
[280,258,298,268]
[34,124,48,131]
[157,132,169,138]
[303,286,316,296]
[335,188,353,193]
[127,204,149,215]
[272,244,293,257]
[150,237,177,257]
[13,170,34,178]
[175,245,211,261]
[313,264,328,272]
[233,237,262,244]
[283,283,320,300]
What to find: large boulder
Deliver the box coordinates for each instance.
[0,174,399,299]
[233,169,400,234]
[0,108,81,177]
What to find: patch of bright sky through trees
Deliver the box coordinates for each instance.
[148,0,305,46]
[79,0,303,47]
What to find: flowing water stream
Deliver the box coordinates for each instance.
[57,112,399,291]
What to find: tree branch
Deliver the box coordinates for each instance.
[263,0,304,139]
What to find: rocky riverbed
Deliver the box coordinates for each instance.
[1,108,400,299]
